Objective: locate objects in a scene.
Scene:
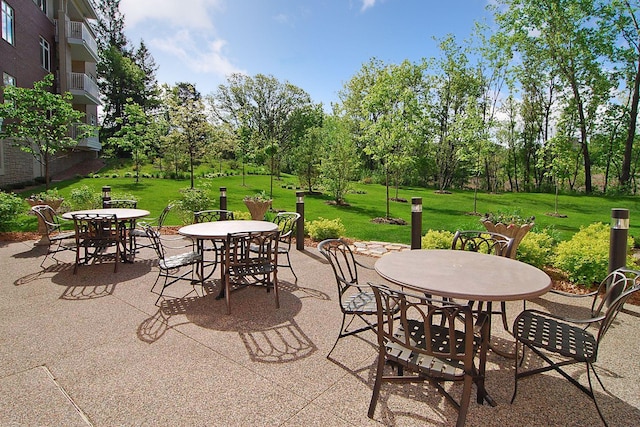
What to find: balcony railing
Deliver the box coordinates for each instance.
[71,124,101,151]
[68,72,100,105]
[56,20,99,62]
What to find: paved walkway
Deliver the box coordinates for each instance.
[1,238,639,426]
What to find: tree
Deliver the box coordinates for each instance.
[209,73,314,196]
[346,59,428,218]
[0,74,91,189]
[110,100,152,183]
[493,0,617,194]
[320,115,359,204]
[167,83,210,188]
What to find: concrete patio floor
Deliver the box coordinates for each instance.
[1,237,639,426]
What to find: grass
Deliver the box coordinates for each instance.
[15,170,640,245]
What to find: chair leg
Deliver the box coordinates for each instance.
[587,363,609,427]
[327,314,348,358]
[367,352,386,418]
[456,375,474,427]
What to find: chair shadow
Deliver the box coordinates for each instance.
[138,279,318,363]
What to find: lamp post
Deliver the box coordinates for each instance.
[102,186,111,208]
[296,191,305,251]
[220,187,227,220]
[608,208,629,303]
[411,197,423,250]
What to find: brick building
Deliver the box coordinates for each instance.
[0,0,100,188]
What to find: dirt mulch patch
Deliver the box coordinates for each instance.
[371,217,408,225]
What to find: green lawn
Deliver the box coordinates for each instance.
[19,173,640,244]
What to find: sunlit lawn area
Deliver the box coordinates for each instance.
[17,171,640,245]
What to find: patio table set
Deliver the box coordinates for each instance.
[21,205,640,426]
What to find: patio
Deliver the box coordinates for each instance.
[1,237,639,426]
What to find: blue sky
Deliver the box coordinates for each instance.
[120,0,495,108]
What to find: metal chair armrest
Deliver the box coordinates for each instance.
[515,308,604,328]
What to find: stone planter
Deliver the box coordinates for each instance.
[26,198,64,246]
[481,220,534,259]
[243,199,272,220]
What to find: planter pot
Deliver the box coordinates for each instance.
[26,198,64,246]
[243,199,272,220]
[481,220,534,259]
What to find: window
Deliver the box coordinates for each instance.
[1,1,14,45]
[3,72,15,87]
[33,0,47,14]
[40,37,50,71]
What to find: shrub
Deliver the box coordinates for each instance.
[232,210,252,220]
[421,229,455,249]
[65,185,101,210]
[516,230,556,269]
[174,187,214,224]
[553,222,636,286]
[305,217,346,241]
[0,191,27,231]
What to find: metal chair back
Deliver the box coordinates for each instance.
[451,230,514,258]
[194,209,234,223]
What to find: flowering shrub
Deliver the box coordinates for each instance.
[421,229,455,249]
[305,217,345,241]
[516,230,556,268]
[0,191,26,231]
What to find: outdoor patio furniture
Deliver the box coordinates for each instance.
[194,209,235,272]
[368,283,490,427]
[130,203,174,254]
[511,267,640,426]
[103,199,137,209]
[72,213,123,274]
[30,204,76,268]
[451,230,515,331]
[252,212,300,280]
[145,225,203,306]
[223,230,280,314]
[318,238,383,357]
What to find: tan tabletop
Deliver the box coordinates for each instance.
[375,249,551,302]
[62,208,150,220]
[178,220,278,239]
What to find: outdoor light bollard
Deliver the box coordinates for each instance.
[608,208,629,303]
[296,191,305,251]
[102,186,111,208]
[220,187,227,220]
[411,197,423,250]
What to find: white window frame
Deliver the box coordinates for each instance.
[40,36,50,71]
[3,71,15,87]
[1,1,15,45]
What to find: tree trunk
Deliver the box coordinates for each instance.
[621,55,640,188]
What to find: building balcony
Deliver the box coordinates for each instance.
[71,125,101,151]
[68,72,101,106]
[66,21,99,63]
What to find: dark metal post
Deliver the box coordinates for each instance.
[102,186,111,208]
[296,191,305,251]
[608,208,629,302]
[411,197,422,250]
[220,187,227,220]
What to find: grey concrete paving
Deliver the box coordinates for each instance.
[1,237,639,426]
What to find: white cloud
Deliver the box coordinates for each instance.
[120,0,222,30]
[361,0,376,12]
[148,30,245,79]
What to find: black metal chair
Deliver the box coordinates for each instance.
[30,204,76,268]
[145,225,203,306]
[368,283,490,427]
[318,238,384,357]
[451,230,515,331]
[193,209,235,273]
[72,213,123,274]
[511,268,640,426]
[252,212,300,280]
[103,199,137,209]
[130,203,174,254]
[223,229,280,314]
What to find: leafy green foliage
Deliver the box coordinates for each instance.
[421,229,455,249]
[0,192,26,231]
[174,187,214,224]
[553,223,636,286]
[65,185,102,210]
[305,217,346,241]
[516,230,556,269]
